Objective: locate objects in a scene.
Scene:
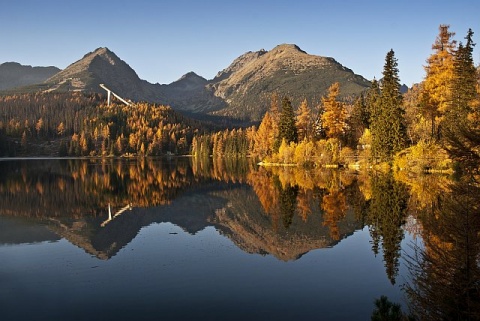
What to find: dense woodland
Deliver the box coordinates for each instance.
[0,92,206,156]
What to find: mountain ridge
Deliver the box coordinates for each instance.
[1,44,372,122]
[0,62,60,91]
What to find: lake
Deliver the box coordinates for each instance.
[0,158,477,320]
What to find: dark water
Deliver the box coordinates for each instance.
[0,158,477,320]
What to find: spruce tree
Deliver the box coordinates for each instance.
[371,50,407,162]
[351,93,370,142]
[278,96,298,144]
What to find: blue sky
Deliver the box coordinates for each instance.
[1,0,479,86]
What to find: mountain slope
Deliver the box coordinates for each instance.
[0,62,60,91]
[44,47,165,102]
[204,44,371,121]
[160,71,225,114]
[42,47,223,113]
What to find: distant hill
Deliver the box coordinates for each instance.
[2,45,371,123]
[0,62,60,91]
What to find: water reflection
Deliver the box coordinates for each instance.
[366,172,409,284]
[404,174,480,320]
[1,158,479,319]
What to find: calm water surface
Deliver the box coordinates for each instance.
[1,158,471,321]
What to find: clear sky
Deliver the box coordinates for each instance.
[1,0,479,86]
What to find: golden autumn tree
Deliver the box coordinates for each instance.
[253,112,276,160]
[295,98,312,141]
[321,82,348,142]
[420,24,457,140]
[321,188,347,241]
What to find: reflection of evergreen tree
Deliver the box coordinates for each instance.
[405,176,480,320]
[367,172,408,284]
[274,176,299,229]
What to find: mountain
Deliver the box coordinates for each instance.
[39,47,223,113]
[0,62,60,91]
[2,45,371,123]
[43,47,166,102]
[205,44,371,121]
[160,71,225,114]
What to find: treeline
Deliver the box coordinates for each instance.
[0,158,202,217]
[192,25,480,173]
[65,102,202,157]
[0,92,102,156]
[0,91,206,156]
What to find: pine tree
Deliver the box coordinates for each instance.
[278,96,298,144]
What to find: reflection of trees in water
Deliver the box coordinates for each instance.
[405,175,480,320]
[321,188,347,240]
[366,171,409,284]
[273,176,299,229]
[249,167,356,238]
[0,158,198,217]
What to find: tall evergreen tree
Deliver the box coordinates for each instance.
[371,50,407,162]
[278,96,298,144]
[366,78,381,123]
[351,93,370,143]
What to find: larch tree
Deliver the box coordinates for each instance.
[420,24,457,140]
[295,98,312,141]
[269,92,280,137]
[321,82,348,141]
[443,28,480,169]
[253,112,275,160]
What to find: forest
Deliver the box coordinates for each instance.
[0,25,479,175]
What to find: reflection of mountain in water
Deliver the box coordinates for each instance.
[210,186,361,261]
[0,159,363,261]
[0,216,60,245]
[45,182,362,261]
[46,183,231,260]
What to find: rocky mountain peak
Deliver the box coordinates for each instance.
[270,43,307,54]
[213,49,267,82]
[169,72,208,90]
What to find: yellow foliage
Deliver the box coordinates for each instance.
[277,139,296,164]
[293,139,315,166]
[393,140,452,172]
